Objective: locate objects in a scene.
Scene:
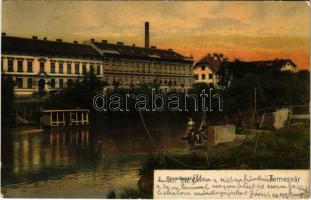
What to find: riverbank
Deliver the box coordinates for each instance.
[113,127,310,199]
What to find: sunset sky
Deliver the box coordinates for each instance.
[2,1,310,69]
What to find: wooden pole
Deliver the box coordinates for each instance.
[81,112,84,125]
[260,113,265,128]
[252,87,257,122]
[69,112,72,125]
[76,111,78,125]
[86,112,89,125]
[50,112,52,126]
[63,112,65,126]
[56,112,59,127]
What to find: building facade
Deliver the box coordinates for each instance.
[2,22,194,95]
[1,34,103,96]
[2,35,194,96]
[86,40,194,93]
[193,53,225,86]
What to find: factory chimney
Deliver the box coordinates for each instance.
[145,21,150,48]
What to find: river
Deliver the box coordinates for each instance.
[1,114,193,198]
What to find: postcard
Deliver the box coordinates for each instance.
[1,1,310,199]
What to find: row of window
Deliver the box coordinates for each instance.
[105,61,192,74]
[2,59,101,75]
[104,60,190,68]
[105,87,189,93]
[195,74,213,80]
[106,66,191,75]
[15,78,72,89]
[2,58,191,76]
[107,76,192,86]
[15,76,192,89]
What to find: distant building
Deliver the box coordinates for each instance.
[85,22,194,92]
[193,53,226,86]
[1,34,102,96]
[225,58,297,73]
[266,59,296,72]
[85,39,194,93]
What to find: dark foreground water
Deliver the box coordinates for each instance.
[1,114,190,198]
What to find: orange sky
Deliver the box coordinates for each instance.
[2,1,310,70]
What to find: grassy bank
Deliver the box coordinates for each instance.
[109,127,309,198]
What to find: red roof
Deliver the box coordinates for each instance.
[194,55,226,72]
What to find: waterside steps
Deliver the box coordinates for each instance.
[41,109,90,127]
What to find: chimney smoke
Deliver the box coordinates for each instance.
[145,21,149,48]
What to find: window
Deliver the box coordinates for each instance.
[17,60,23,72]
[27,78,33,89]
[59,79,64,88]
[202,74,206,80]
[50,79,55,88]
[40,61,45,73]
[27,61,33,72]
[90,63,94,73]
[96,64,101,75]
[209,74,213,80]
[8,60,13,72]
[82,64,87,74]
[17,78,23,88]
[202,65,205,71]
[67,63,71,74]
[194,74,199,80]
[75,63,80,74]
[50,62,55,73]
[59,63,63,74]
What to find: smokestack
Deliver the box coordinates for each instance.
[145,21,149,48]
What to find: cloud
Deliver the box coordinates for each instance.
[1,1,309,69]
[197,16,249,33]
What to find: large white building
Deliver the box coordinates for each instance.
[1,34,103,96]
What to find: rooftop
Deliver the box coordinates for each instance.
[90,41,193,63]
[2,35,101,58]
[228,59,297,69]
[194,53,227,72]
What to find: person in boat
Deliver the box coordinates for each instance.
[185,117,195,145]
[186,117,205,150]
[185,117,195,138]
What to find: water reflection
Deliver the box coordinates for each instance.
[2,115,189,198]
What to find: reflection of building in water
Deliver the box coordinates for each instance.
[12,129,90,175]
[49,129,89,146]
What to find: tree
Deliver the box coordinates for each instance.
[44,70,105,110]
